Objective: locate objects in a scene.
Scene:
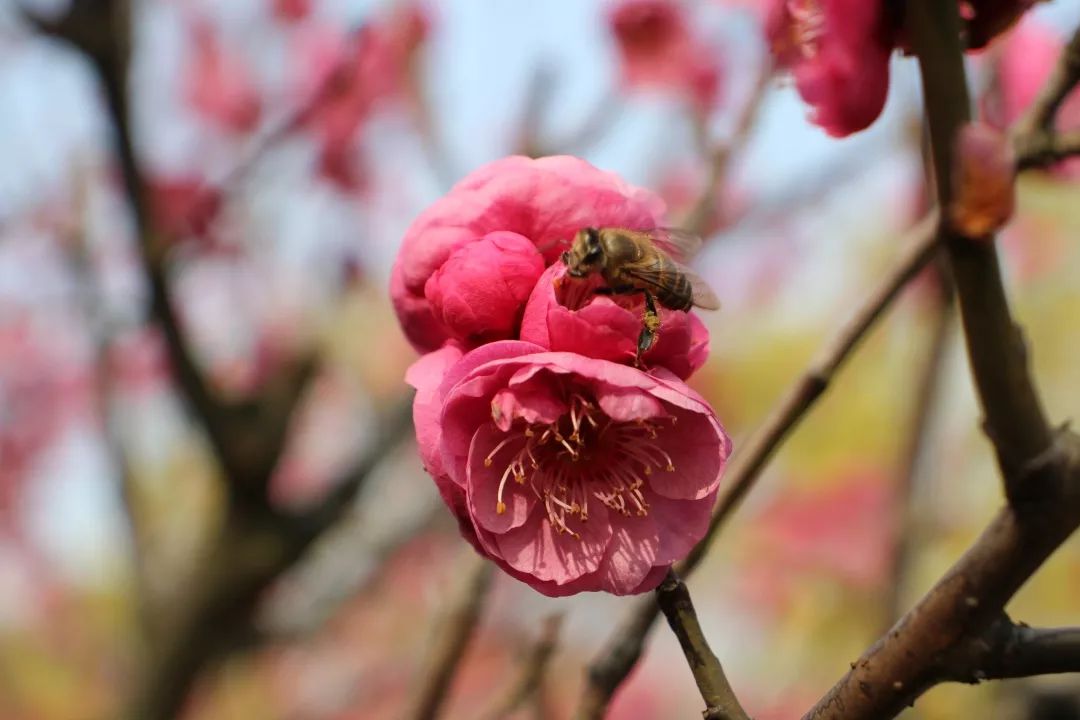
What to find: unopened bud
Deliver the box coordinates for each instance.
[949,122,1016,238]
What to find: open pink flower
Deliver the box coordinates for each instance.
[408,341,730,596]
[391,155,665,352]
[425,231,545,345]
[520,264,709,380]
[767,0,894,136]
[608,0,725,114]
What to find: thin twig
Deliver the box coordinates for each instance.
[683,214,940,572]
[1010,25,1080,169]
[549,87,624,157]
[575,214,941,719]
[576,591,663,720]
[127,395,413,720]
[1013,26,1080,135]
[407,553,495,720]
[656,570,751,720]
[940,616,1080,682]
[883,268,955,628]
[480,614,564,720]
[803,8,1080,719]
[1014,129,1080,170]
[682,61,773,237]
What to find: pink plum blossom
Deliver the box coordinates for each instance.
[391,155,665,353]
[148,177,222,244]
[271,0,312,24]
[407,341,730,596]
[424,231,546,345]
[608,0,725,114]
[520,263,709,380]
[184,19,262,135]
[767,0,894,137]
[289,4,429,190]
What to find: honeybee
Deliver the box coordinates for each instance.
[561,227,720,361]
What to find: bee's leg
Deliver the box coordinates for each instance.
[637,291,661,365]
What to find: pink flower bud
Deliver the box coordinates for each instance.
[407,341,731,596]
[950,122,1016,238]
[520,264,709,380]
[391,155,665,352]
[424,232,545,345]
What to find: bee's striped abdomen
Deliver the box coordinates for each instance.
[652,257,694,311]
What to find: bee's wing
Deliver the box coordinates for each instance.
[679,264,721,310]
[623,259,721,311]
[640,227,704,263]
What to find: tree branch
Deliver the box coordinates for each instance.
[682,61,772,238]
[883,269,955,628]
[575,214,941,719]
[802,7,1080,719]
[1011,26,1080,170]
[656,570,751,720]
[407,552,494,720]
[1013,26,1080,136]
[683,213,940,572]
[576,588,664,720]
[941,616,1080,683]
[1014,129,1080,170]
[480,614,564,720]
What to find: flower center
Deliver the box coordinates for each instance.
[485,394,677,538]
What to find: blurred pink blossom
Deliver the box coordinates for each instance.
[291,3,429,191]
[271,0,312,24]
[767,0,894,136]
[520,263,709,380]
[407,341,730,596]
[184,19,262,135]
[739,470,893,613]
[993,17,1080,153]
[0,320,92,535]
[608,0,725,114]
[391,155,665,353]
[148,177,222,243]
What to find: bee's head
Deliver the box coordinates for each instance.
[564,227,603,277]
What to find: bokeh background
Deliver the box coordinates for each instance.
[1,0,1080,718]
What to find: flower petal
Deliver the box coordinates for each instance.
[597,511,660,594]
[645,406,727,500]
[467,424,538,533]
[495,505,612,584]
[649,491,717,564]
